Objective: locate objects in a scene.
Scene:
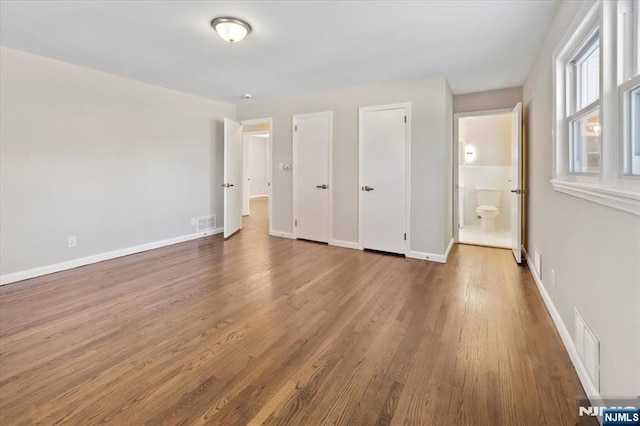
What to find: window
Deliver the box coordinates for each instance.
[623,82,640,175]
[619,0,640,175]
[567,33,601,174]
[570,108,601,173]
[552,0,640,216]
[575,36,600,110]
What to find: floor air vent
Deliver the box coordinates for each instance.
[574,308,600,391]
[196,215,216,232]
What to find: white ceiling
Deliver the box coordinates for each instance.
[0,1,558,104]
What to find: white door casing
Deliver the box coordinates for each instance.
[239,118,274,233]
[359,104,410,255]
[293,112,332,243]
[242,133,250,216]
[242,131,271,216]
[248,137,269,197]
[223,118,243,238]
[510,103,523,263]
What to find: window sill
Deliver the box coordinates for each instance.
[551,180,640,216]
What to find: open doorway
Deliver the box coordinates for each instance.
[455,110,513,249]
[241,118,272,234]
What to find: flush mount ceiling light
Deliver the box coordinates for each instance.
[211,17,252,43]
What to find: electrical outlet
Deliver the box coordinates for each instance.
[67,236,77,248]
[551,269,556,288]
[190,217,196,226]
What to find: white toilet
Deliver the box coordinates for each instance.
[475,187,502,233]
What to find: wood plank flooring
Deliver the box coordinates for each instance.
[0,198,589,425]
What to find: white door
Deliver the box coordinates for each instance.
[293,112,331,243]
[224,118,243,238]
[510,103,523,263]
[360,105,409,254]
[242,133,250,216]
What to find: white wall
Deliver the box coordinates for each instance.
[237,76,453,255]
[248,136,268,197]
[459,114,511,167]
[0,47,235,276]
[524,0,640,397]
[0,49,455,276]
[453,87,522,113]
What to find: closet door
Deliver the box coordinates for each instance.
[359,105,409,254]
[293,112,332,243]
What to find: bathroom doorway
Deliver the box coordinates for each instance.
[454,109,514,249]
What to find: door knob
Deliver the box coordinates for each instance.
[221,183,235,188]
[362,186,374,191]
[510,189,523,194]
[316,184,328,189]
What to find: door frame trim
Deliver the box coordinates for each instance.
[452,107,513,245]
[242,130,270,217]
[291,111,333,241]
[358,102,412,254]
[240,117,273,236]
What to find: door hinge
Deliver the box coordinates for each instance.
[404,233,406,241]
[294,125,298,131]
[404,116,407,123]
[295,219,298,226]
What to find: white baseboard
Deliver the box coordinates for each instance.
[525,255,602,411]
[406,239,455,264]
[269,230,295,239]
[0,227,223,286]
[406,250,446,263]
[329,239,362,250]
[444,238,455,262]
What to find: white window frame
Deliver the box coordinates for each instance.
[619,0,640,176]
[621,75,640,175]
[567,31,601,175]
[617,0,638,84]
[552,0,640,216]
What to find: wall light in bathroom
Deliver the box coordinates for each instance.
[586,123,601,136]
[465,144,476,163]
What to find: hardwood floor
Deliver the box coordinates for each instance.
[0,198,589,425]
